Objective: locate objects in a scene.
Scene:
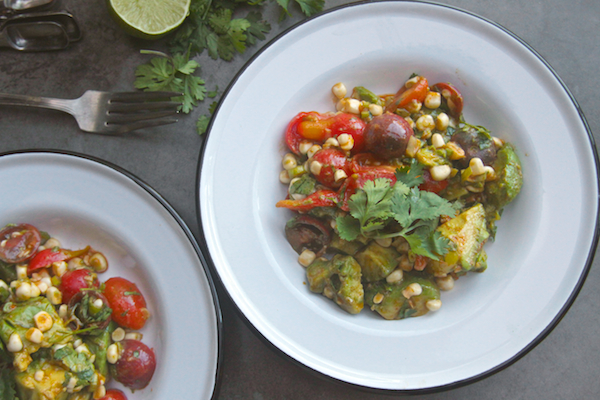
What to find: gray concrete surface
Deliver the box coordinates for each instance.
[1,0,598,399]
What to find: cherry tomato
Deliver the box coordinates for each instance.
[59,268,99,304]
[364,113,414,159]
[338,166,397,211]
[285,112,331,154]
[328,113,366,153]
[68,290,112,331]
[431,82,463,118]
[100,389,128,400]
[419,169,449,194]
[285,112,366,154]
[112,339,156,390]
[0,223,41,264]
[385,76,429,113]
[27,246,90,273]
[309,148,350,188]
[104,277,149,330]
[285,215,332,257]
[276,190,339,212]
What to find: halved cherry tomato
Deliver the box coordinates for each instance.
[285,112,366,154]
[309,148,350,188]
[104,277,149,330]
[111,339,156,390]
[100,389,128,400]
[28,246,90,273]
[0,223,41,264]
[285,215,332,257]
[338,166,397,211]
[328,112,366,153]
[59,268,99,304]
[285,112,331,154]
[432,82,463,118]
[385,76,429,113]
[276,190,339,212]
[418,169,449,194]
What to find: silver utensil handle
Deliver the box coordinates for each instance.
[0,93,75,115]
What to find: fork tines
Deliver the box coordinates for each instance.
[106,91,182,133]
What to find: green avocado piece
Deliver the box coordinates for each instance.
[14,359,69,400]
[437,204,490,271]
[306,255,364,315]
[328,233,366,255]
[354,242,399,282]
[486,143,523,211]
[365,273,440,320]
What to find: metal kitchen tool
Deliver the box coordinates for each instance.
[1,0,56,12]
[0,10,80,41]
[0,20,69,51]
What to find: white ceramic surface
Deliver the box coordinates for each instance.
[199,1,597,391]
[0,151,220,399]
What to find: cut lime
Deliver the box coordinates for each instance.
[107,0,191,40]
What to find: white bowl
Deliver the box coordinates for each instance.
[0,151,221,399]
[198,1,598,392]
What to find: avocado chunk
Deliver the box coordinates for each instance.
[485,143,523,211]
[437,203,490,271]
[365,273,440,320]
[354,242,399,282]
[14,359,69,400]
[306,255,364,314]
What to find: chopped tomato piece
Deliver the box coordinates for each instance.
[276,190,339,212]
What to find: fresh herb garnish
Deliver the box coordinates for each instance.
[134,49,207,114]
[132,0,324,135]
[336,160,459,260]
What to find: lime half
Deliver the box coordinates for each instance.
[107,0,191,40]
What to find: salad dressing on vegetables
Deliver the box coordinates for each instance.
[277,74,523,320]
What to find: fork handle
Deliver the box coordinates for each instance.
[0,93,75,115]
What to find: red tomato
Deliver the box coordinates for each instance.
[112,340,156,390]
[276,190,339,212]
[59,268,99,304]
[432,82,463,118]
[309,148,350,188]
[27,246,90,273]
[0,224,41,264]
[285,112,331,154]
[285,112,366,154]
[385,76,429,113]
[328,113,366,153]
[418,169,449,194]
[338,166,397,211]
[100,389,128,400]
[104,277,149,330]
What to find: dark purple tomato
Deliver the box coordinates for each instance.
[451,126,497,168]
[285,215,332,257]
[364,113,414,159]
[0,223,41,264]
[112,339,156,390]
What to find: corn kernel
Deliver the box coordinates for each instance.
[369,104,383,116]
[331,82,347,99]
[337,134,354,151]
[430,165,452,181]
[26,328,44,344]
[34,311,53,332]
[426,299,442,311]
[7,333,23,352]
[436,112,450,131]
[416,114,435,132]
[386,269,404,284]
[298,249,316,267]
[431,133,445,148]
[402,283,423,299]
[424,91,442,109]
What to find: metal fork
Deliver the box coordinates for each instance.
[0,90,182,133]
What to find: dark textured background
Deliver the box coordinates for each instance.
[1,1,599,398]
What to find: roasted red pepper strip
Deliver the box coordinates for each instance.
[431,82,463,118]
[276,190,339,212]
[28,246,90,273]
[385,76,429,114]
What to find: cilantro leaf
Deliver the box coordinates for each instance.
[336,215,361,241]
[395,158,425,187]
[335,166,458,259]
[134,50,206,114]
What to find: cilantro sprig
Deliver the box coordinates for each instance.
[134,50,208,114]
[336,161,460,260]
